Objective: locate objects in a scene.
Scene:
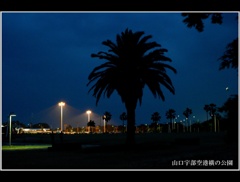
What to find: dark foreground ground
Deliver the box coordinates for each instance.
[1,132,239,171]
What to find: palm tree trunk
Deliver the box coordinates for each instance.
[122,120,124,133]
[168,120,171,133]
[125,102,137,147]
[214,115,216,132]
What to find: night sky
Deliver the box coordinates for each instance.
[2,12,238,129]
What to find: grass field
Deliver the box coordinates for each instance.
[1,132,239,171]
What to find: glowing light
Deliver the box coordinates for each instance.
[58,102,65,106]
[86,110,92,115]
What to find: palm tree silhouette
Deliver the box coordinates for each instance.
[183,107,192,132]
[208,103,217,132]
[87,28,176,146]
[166,109,176,132]
[87,120,96,133]
[203,104,211,122]
[151,112,161,132]
[208,103,217,117]
[103,111,111,133]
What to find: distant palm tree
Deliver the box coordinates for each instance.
[151,112,161,132]
[87,28,177,146]
[203,104,211,122]
[120,112,127,133]
[215,112,222,132]
[209,103,217,132]
[209,103,217,117]
[183,107,192,132]
[87,120,95,133]
[166,109,176,132]
[103,111,112,133]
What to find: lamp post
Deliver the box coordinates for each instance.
[86,110,91,132]
[9,114,16,146]
[103,115,106,133]
[58,102,65,132]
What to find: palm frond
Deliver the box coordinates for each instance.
[87,28,176,106]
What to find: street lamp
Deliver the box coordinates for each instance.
[9,113,16,146]
[58,102,65,132]
[103,115,106,133]
[86,110,91,132]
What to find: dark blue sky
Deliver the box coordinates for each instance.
[2,12,238,129]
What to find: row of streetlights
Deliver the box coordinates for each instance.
[58,104,107,133]
[58,102,93,132]
[8,102,90,145]
[8,102,103,146]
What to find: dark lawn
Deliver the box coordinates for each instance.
[1,132,238,171]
